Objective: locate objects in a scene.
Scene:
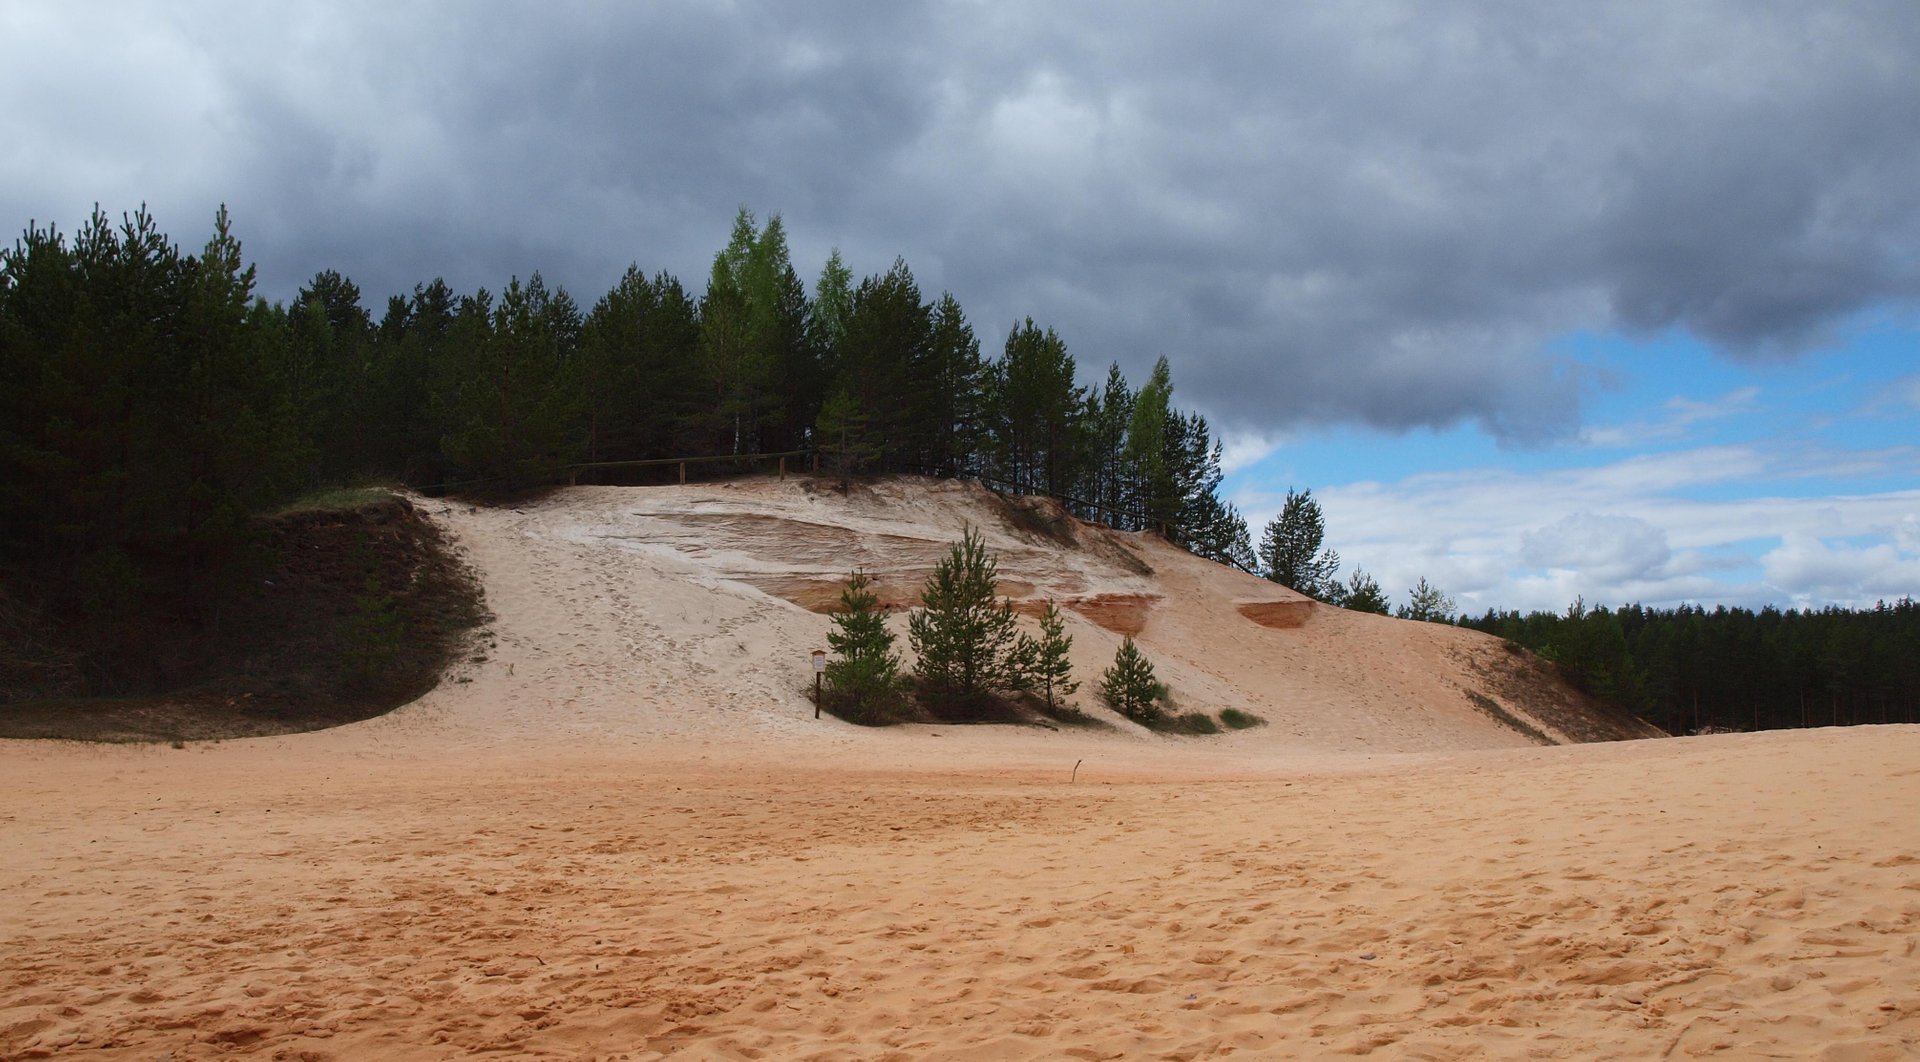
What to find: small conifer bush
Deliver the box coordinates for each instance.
[1099,636,1168,725]
[823,570,905,724]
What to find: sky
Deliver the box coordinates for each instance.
[4,2,1917,613]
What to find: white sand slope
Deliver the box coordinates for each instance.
[346,475,1643,759]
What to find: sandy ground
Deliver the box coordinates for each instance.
[4,482,1915,1058]
[5,729,1919,1059]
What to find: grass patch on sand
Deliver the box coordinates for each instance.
[271,485,400,516]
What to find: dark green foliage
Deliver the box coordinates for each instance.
[0,200,1282,709]
[1,493,488,740]
[1333,569,1391,614]
[1167,711,1220,735]
[290,269,375,483]
[434,273,584,489]
[909,526,1028,716]
[343,569,406,688]
[1099,636,1168,725]
[1460,597,1920,735]
[0,206,304,617]
[1397,577,1456,623]
[989,319,1084,498]
[1082,364,1135,525]
[1260,489,1340,598]
[836,258,931,472]
[823,570,905,724]
[578,266,704,466]
[917,293,987,478]
[1029,600,1078,711]
[1219,707,1268,729]
[695,209,816,455]
[815,389,879,489]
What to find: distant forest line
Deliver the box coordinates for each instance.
[1461,599,1920,736]
[2,204,1914,736]
[0,204,1256,697]
[0,205,1253,550]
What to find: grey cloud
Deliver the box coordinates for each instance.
[1519,513,1673,583]
[4,1,1918,442]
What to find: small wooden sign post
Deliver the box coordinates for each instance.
[812,650,827,718]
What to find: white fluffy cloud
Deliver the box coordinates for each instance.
[1519,513,1672,583]
[1236,444,1920,613]
[1761,534,1920,604]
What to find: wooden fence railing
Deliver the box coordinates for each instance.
[564,450,815,486]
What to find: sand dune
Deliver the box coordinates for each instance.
[2,479,1912,1059]
[333,477,1647,757]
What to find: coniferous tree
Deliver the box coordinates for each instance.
[1163,409,1252,569]
[1083,363,1135,526]
[916,292,986,477]
[170,205,296,561]
[909,525,1026,715]
[1029,599,1078,711]
[742,214,819,453]
[290,269,374,482]
[835,258,930,471]
[823,569,904,724]
[810,249,853,380]
[1126,356,1177,530]
[576,265,703,468]
[991,318,1084,497]
[815,388,879,489]
[696,218,756,454]
[1333,569,1391,614]
[1100,636,1167,725]
[435,274,582,488]
[1259,488,1341,598]
[1398,577,1456,623]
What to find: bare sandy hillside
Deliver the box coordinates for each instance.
[357,475,1651,759]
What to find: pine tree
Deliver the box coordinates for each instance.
[991,319,1084,497]
[824,569,904,724]
[1126,357,1175,529]
[1398,577,1456,623]
[1029,599,1078,711]
[1259,488,1341,598]
[1099,636,1167,725]
[435,274,582,488]
[835,258,930,471]
[1084,364,1134,527]
[815,388,879,489]
[1334,569,1391,614]
[909,525,1025,715]
[917,292,985,477]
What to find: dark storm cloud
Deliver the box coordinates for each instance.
[5,1,1918,442]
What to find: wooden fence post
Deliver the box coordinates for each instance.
[679,461,687,485]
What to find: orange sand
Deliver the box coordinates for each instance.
[5,730,1918,1059]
